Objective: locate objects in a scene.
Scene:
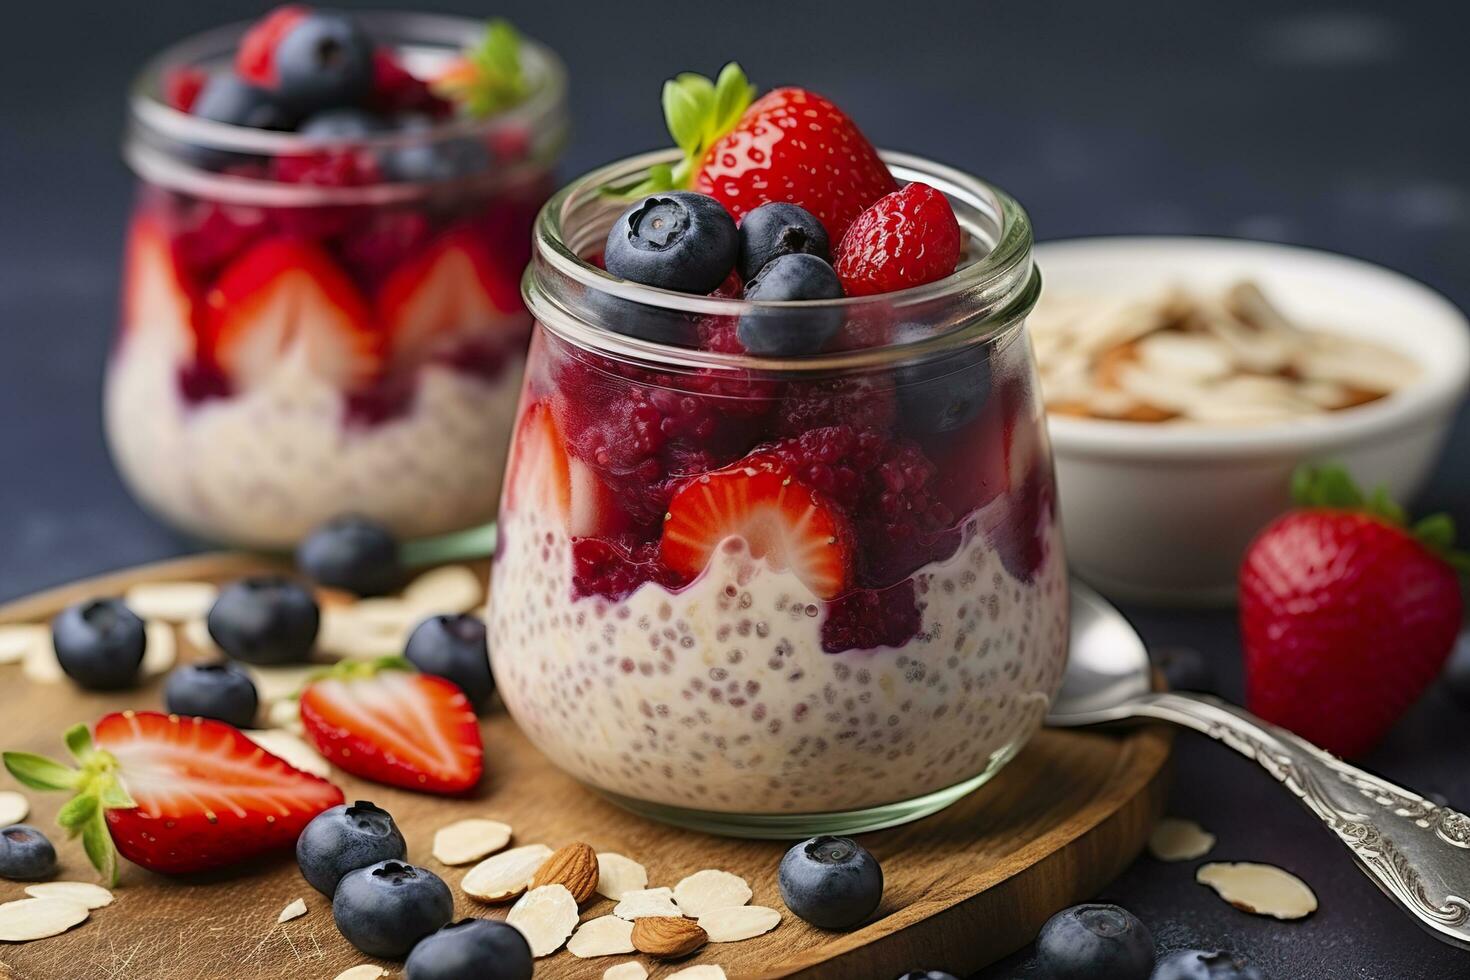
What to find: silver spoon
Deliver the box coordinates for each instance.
[1050,580,1470,951]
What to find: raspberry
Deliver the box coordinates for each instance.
[834,182,962,297]
[167,198,268,282]
[368,47,451,117]
[338,209,433,287]
[820,580,921,653]
[571,537,678,601]
[775,375,896,436]
[271,148,382,188]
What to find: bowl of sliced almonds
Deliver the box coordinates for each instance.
[1030,236,1470,605]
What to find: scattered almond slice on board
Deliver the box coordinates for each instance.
[266,698,302,734]
[244,729,331,778]
[463,844,554,902]
[596,852,648,900]
[1148,818,1216,862]
[403,565,483,614]
[1196,862,1317,919]
[0,624,47,665]
[181,618,219,655]
[124,581,218,623]
[667,966,728,980]
[0,898,89,941]
[0,790,30,826]
[334,967,389,980]
[142,620,177,677]
[245,663,320,705]
[674,869,752,916]
[21,634,63,684]
[698,905,782,942]
[567,914,636,958]
[277,898,307,923]
[432,818,513,865]
[613,887,682,920]
[24,882,112,910]
[506,883,579,957]
[603,963,648,980]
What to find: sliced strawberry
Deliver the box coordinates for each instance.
[236,5,310,88]
[206,237,380,389]
[504,399,571,520]
[299,662,483,794]
[378,226,525,364]
[2,712,343,882]
[121,215,197,358]
[659,453,853,599]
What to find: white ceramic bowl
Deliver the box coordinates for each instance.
[1032,236,1470,606]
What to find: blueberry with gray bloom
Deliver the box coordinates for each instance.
[297,514,404,597]
[1036,903,1154,980]
[892,322,992,437]
[297,801,407,896]
[604,192,738,295]
[271,10,375,113]
[207,576,319,665]
[0,825,58,881]
[737,202,830,282]
[737,253,845,356]
[405,615,495,712]
[333,860,454,958]
[164,661,259,728]
[778,835,883,930]
[193,73,295,130]
[52,598,146,691]
[1151,949,1265,980]
[405,917,534,980]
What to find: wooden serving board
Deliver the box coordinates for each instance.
[0,554,1171,980]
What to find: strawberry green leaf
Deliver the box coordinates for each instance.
[64,723,94,764]
[1413,513,1457,552]
[98,779,136,810]
[2,751,80,792]
[56,792,98,833]
[1291,463,1365,511]
[712,62,757,136]
[663,74,715,158]
[432,18,527,118]
[81,805,118,888]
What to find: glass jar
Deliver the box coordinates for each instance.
[490,149,1067,836]
[107,13,567,548]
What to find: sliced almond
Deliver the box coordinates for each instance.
[318,606,413,660]
[0,624,47,665]
[530,841,599,905]
[433,818,513,866]
[463,844,554,902]
[673,869,752,916]
[613,887,682,920]
[506,883,579,957]
[267,697,303,734]
[1148,818,1216,862]
[21,633,62,684]
[277,897,307,923]
[667,966,728,980]
[334,967,389,980]
[632,916,708,959]
[0,790,30,826]
[142,620,177,677]
[603,964,649,980]
[567,914,636,958]
[181,617,219,655]
[23,882,112,910]
[698,905,781,942]
[245,663,320,704]
[124,581,218,623]
[0,898,89,941]
[1196,862,1317,920]
[244,729,330,778]
[404,565,484,614]
[596,852,649,900]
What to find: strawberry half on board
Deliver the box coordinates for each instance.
[299,658,483,794]
[3,712,344,883]
[1240,464,1468,758]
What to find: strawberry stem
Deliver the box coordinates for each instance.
[1290,463,1469,571]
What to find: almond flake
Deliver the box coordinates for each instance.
[506,883,579,957]
[245,729,330,778]
[463,844,554,902]
[267,698,303,734]
[613,887,682,920]
[673,869,752,916]
[698,905,781,942]
[142,620,177,677]
[124,581,218,623]
[334,967,389,980]
[1196,862,1318,920]
[245,664,319,704]
[567,914,636,958]
[0,624,47,665]
[0,898,89,941]
[182,618,219,655]
[1148,818,1216,862]
[603,964,649,980]
[0,790,30,826]
[21,633,62,684]
[433,818,513,866]
[596,852,648,900]
[318,606,413,660]
[24,882,112,909]
[667,967,728,980]
[277,898,307,923]
[404,565,483,614]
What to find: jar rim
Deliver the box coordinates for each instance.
[525,149,1039,374]
[124,11,567,205]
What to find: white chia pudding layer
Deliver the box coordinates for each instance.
[490,506,1069,814]
[105,327,523,548]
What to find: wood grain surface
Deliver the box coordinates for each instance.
[0,553,1171,980]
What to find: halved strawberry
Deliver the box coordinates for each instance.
[205,237,380,389]
[659,453,852,599]
[299,659,483,795]
[503,398,571,519]
[121,215,197,358]
[378,226,524,364]
[2,712,343,882]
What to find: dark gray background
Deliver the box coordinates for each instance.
[2,2,1468,978]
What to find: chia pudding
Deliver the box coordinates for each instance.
[489,92,1065,828]
[105,11,565,546]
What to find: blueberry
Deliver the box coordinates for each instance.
[737,253,846,356]
[1151,949,1264,980]
[1443,630,1470,707]
[381,114,492,183]
[298,801,407,896]
[164,661,259,728]
[333,860,453,959]
[1036,903,1154,980]
[207,576,319,665]
[1150,646,1215,693]
[778,835,883,930]
[405,917,534,980]
[582,288,699,346]
[892,323,992,435]
[0,825,57,881]
[405,615,494,712]
[299,107,388,141]
[895,973,959,980]
[192,72,295,130]
[273,10,375,114]
[51,598,146,691]
[296,515,404,597]
[604,192,738,295]
[738,202,831,282]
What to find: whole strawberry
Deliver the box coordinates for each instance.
[1240,465,1466,757]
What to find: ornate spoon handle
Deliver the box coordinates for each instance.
[1128,691,1470,950]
